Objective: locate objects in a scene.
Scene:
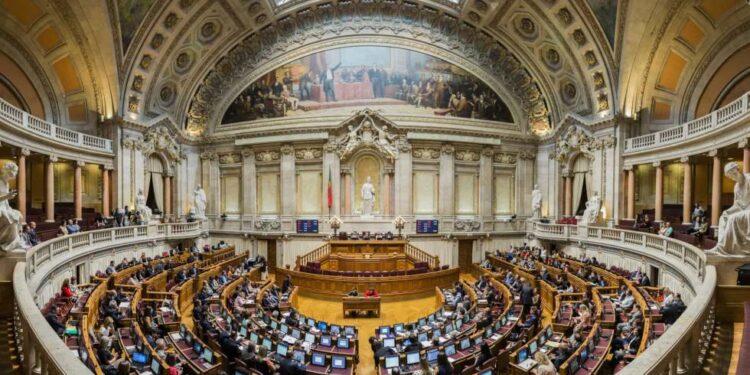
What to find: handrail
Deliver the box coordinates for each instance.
[0,97,113,153]
[530,223,715,375]
[295,242,331,268]
[624,91,749,153]
[405,243,440,269]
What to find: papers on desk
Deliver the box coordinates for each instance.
[507,316,519,321]
[518,358,538,370]
[170,332,182,341]
[545,341,561,348]
[119,302,129,309]
[282,335,297,345]
[202,363,212,369]
[159,307,171,313]
[420,340,433,348]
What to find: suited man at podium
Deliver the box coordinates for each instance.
[347,287,359,296]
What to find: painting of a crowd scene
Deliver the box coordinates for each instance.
[221,46,514,124]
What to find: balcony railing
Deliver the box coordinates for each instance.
[624,91,750,153]
[0,97,113,153]
[530,223,716,375]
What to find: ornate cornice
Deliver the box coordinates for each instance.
[185,2,551,137]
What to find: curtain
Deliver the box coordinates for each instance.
[151,173,164,211]
[572,172,585,215]
[143,172,151,203]
[571,156,591,214]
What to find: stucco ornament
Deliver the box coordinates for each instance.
[555,126,594,163]
[142,125,182,161]
[454,220,481,232]
[254,219,281,231]
[336,109,401,162]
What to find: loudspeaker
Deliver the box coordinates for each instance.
[737,263,750,285]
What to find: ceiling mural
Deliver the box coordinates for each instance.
[117,0,156,52]
[586,0,618,48]
[221,46,514,125]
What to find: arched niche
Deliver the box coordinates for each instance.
[144,153,168,213]
[347,150,391,216]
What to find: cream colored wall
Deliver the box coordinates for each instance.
[297,170,322,215]
[455,172,477,215]
[413,171,438,215]
[257,172,280,215]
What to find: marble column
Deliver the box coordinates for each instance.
[564,174,572,216]
[479,147,494,220]
[200,151,219,216]
[654,161,663,222]
[626,166,635,219]
[394,143,412,216]
[681,157,692,224]
[16,148,29,218]
[710,150,721,226]
[74,161,84,220]
[438,144,455,217]
[322,142,340,216]
[44,156,57,222]
[102,165,111,217]
[280,144,296,216]
[383,170,392,216]
[742,139,750,173]
[163,174,172,216]
[241,149,257,218]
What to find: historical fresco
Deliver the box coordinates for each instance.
[221,46,514,124]
[117,0,155,52]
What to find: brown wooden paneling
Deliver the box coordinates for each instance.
[458,239,473,272]
[716,285,750,322]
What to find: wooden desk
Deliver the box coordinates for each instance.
[321,253,412,272]
[342,296,381,317]
[329,240,407,254]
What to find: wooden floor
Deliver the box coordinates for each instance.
[729,323,745,375]
[295,290,438,374]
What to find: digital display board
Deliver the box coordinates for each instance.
[416,220,439,233]
[296,220,319,233]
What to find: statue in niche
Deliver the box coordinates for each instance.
[708,162,750,256]
[194,185,207,219]
[135,189,153,223]
[0,162,24,251]
[361,176,375,217]
[581,191,601,225]
[531,184,542,220]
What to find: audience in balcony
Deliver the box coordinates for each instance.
[45,305,66,334]
[657,222,673,237]
[660,293,686,325]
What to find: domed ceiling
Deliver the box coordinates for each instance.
[110,0,618,139]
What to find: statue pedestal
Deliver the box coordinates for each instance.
[707,254,750,285]
[0,249,27,317]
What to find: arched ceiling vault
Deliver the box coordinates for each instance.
[116,0,617,139]
[618,0,750,132]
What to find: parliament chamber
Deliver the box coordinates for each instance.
[1,0,750,374]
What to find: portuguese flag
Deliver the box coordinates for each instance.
[327,166,333,209]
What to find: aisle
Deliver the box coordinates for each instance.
[294,290,438,374]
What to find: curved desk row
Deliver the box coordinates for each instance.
[275,267,460,297]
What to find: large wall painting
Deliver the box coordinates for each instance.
[221,46,514,124]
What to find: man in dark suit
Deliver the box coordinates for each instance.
[520,279,534,315]
[323,62,342,102]
[278,350,306,375]
[45,306,65,334]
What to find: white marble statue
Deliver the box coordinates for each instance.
[135,189,152,223]
[376,124,397,160]
[361,176,375,217]
[0,162,24,252]
[582,191,601,225]
[708,162,750,256]
[194,185,207,219]
[531,184,542,220]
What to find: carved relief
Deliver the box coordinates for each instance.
[555,127,616,163]
[128,96,139,113]
[558,8,573,25]
[593,72,605,90]
[544,48,561,70]
[295,148,323,160]
[142,126,182,161]
[150,34,164,50]
[164,13,178,29]
[280,144,295,155]
[132,75,144,92]
[175,51,194,73]
[199,22,220,43]
[494,153,517,164]
[200,150,217,160]
[248,2,261,14]
[159,84,175,106]
[585,51,598,67]
[441,144,455,155]
[334,109,402,162]
[413,148,440,160]
[219,153,242,164]
[254,219,281,231]
[518,151,536,160]
[255,150,280,161]
[573,29,586,46]
[140,55,152,70]
[454,219,481,231]
[455,150,480,161]
[561,82,577,105]
[597,94,609,111]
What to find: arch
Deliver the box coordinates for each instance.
[570,154,593,215]
[144,154,166,212]
[183,5,554,137]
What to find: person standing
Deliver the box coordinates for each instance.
[323,62,342,102]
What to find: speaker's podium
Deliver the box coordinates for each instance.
[342,296,381,317]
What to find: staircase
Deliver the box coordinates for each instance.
[699,321,734,375]
[0,317,22,375]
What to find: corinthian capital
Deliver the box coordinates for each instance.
[280,144,295,155]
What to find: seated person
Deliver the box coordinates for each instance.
[60,278,75,298]
[45,306,65,334]
[347,287,359,296]
[364,287,378,297]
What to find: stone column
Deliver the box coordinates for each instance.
[163,173,172,216]
[563,173,573,216]
[626,166,635,219]
[200,151,218,217]
[280,144,296,216]
[241,149,257,219]
[383,170,393,216]
[681,157,692,224]
[654,161,663,222]
[479,147,494,220]
[394,141,412,216]
[741,139,750,173]
[439,144,455,217]
[16,148,29,218]
[74,161,84,220]
[102,165,111,216]
[710,150,722,226]
[44,156,57,222]
[322,142,340,216]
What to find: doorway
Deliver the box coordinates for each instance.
[458,239,474,272]
[267,240,277,273]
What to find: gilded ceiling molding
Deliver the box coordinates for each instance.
[0,30,61,124]
[184,2,551,137]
